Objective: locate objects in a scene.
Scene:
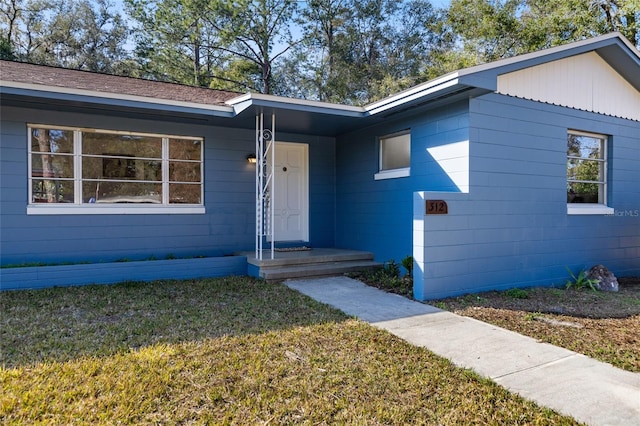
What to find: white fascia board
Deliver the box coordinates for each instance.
[365,73,461,115]
[455,32,638,80]
[226,92,365,116]
[0,81,235,116]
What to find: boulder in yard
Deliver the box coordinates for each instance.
[586,264,619,292]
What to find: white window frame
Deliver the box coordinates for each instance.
[374,130,411,180]
[27,124,205,215]
[566,129,613,215]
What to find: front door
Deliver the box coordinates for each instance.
[271,142,309,242]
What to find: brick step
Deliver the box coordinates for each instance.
[260,260,382,281]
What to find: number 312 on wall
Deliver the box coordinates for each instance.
[426,200,448,215]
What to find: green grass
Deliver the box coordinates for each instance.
[1,277,579,424]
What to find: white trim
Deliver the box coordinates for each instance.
[456,32,639,78]
[226,92,364,113]
[27,124,204,210]
[567,204,614,215]
[269,141,309,242]
[378,130,411,178]
[374,168,410,180]
[568,129,610,139]
[27,205,205,215]
[567,130,608,206]
[2,81,234,113]
[27,123,205,141]
[366,76,459,115]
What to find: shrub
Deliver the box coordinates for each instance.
[383,259,400,278]
[565,267,599,291]
[504,288,529,299]
[401,255,413,277]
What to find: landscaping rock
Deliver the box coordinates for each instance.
[586,264,619,292]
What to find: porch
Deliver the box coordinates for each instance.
[238,248,382,282]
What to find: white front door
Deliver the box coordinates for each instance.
[271,142,309,242]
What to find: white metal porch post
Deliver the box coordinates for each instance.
[255,113,275,260]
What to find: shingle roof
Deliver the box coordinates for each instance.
[0,60,241,106]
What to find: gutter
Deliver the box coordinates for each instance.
[0,81,236,117]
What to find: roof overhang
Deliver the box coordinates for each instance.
[2,33,637,136]
[0,81,236,119]
[221,77,485,135]
[455,32,640,92]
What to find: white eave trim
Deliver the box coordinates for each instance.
[365,73,461,115]
[456,32,639,78]
[226,92,365,115]
[1,80,235,114]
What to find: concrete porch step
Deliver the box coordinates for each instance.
[237,248,383,281]
[260,259,383,281]
[244,248,376,268]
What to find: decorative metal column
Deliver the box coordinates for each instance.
[255,113,275,260]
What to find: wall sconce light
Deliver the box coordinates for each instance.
[246,153,257,164]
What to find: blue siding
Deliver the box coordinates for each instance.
[0,106,336,267]
[1,256,247,291]
[335,101,469,263]
[413,94,640,300]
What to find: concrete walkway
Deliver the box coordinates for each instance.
[285,276,640,426]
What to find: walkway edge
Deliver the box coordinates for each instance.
[286,276,640,426]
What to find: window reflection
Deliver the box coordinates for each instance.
[29,126,203,205]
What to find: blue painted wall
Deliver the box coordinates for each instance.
[413,94,640,300]
[1,256,248,291]
[335,101,469,264]
[0,106,335,266]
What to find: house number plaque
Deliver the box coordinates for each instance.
[426,200,448,215]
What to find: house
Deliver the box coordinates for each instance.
[1,32,639,298]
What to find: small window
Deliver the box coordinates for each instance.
[28,125,204,214]
[567,130,612,215]
[375,131,410,180]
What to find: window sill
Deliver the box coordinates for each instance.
[27,205,206,215]
[374,168,410,180]
[567,204,614,215]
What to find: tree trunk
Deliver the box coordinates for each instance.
[35,129,56,203]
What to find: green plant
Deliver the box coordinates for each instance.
[383,259,400,278]
[504,288,529,299]
[166,253,177,260]
[524,312,542,321]
[401,255,413,277]
[565,267,599,291]
[434,302,447,310]
[348,265,412,298]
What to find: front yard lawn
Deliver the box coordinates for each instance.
[1,277,578,424]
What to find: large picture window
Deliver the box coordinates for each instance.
[566,130,612,215]
[29,125,203,213]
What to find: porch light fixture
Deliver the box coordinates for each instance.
[247,153,257,164]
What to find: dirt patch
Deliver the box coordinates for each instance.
[433,277,640,319]
[430,277,640,372]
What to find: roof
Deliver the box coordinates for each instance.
[0,60,240,106]
[366,32,640,116]
[1,32,638,134]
